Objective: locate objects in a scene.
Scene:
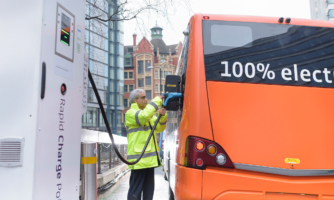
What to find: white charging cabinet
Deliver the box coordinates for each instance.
[0,0,86,199]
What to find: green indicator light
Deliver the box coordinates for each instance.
[61,40,69,46]
[64,36,67,39]
[61,29,69,35]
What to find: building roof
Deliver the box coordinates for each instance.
[167,44,178,53]
[150,22,163,30]
[150,38,178,55]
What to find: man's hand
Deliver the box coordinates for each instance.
[159,108,167,116]
[159,95,165,100]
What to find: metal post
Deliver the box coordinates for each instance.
[81,142,97,200]
[97,143,101,174]
[160,67,162,95]
[111,144,115,167]
[117,144,120,165]
[112,0,118,136]
[109,144,112,169]
[107,3,111,126]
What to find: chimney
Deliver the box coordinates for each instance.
[133,34,137,46]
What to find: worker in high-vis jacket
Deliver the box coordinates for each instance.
[125,88,167,200]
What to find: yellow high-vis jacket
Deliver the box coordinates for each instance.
[125,96,167,170]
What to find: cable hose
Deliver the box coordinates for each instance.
[88,69,161,165]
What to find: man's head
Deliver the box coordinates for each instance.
[129,89,147,109]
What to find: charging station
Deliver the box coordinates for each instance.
[0,0,86,199]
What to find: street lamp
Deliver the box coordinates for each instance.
[148,66,162,95]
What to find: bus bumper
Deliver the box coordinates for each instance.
[202,167,334,200]
[174,164,203,200]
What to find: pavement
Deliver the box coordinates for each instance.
[99,167,169,200]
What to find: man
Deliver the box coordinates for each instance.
[125,89,167,200]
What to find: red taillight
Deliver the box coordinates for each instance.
[203,16,210,20]
[196,158,203,167]
[195,141,205,152]
[185,137,234,169]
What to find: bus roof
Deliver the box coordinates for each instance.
[193,14,334,28]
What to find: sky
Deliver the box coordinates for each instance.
[123,0,311,46]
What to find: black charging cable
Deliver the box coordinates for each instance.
[88,69,161,165]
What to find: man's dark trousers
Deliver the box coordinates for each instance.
[127,167,155,200]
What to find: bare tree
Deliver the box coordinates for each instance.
[86,0,193,35]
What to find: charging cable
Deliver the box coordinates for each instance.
[88,69,161,165]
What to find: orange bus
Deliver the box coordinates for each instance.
[162,14,334,200]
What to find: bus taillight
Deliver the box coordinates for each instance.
[195,141,205,151]
[185,137,234,169]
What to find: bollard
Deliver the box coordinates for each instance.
[81,141,97,200]
[97,143,101,174]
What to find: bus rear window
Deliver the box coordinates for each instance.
[211,25,252,48]
[203,20,334,88]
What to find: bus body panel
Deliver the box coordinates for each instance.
[174,14,213,167]
[207,81,334,170]
[202,167,334,200]
[173,164,203,200]
[205,14,334,28]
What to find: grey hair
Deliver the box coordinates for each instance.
[129,89,145,104]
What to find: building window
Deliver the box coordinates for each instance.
[160,85,163,92]
[124,85,128,93]
[155,70,158,78]
[138,79,144,87]
[124,71,133,80]
[125,58,131,66]
[145,76,151,85]
[117,81,124,93]
[146,90,152,100]
[168,71,172,75]
[124,98,128,107]
[164,71,167,78]
[330,9,334,18]
[99,108,107,127]
[138,61,144,74]
[118,94,124,106]
[129,84,134,91]
[155,84,158,92]
[329,0,334,4]
[145,60,152,72]
[82,107,97,126]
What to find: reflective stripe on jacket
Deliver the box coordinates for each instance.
[125,96,167,170]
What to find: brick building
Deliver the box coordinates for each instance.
[122,24,182,123]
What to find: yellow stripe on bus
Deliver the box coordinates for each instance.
[81,157,97,164]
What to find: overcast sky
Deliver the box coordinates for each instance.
[123,0,311,46]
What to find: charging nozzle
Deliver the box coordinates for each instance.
[162,92,183,108]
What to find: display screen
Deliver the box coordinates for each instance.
[203,21,334,88]
[60,13,71,46]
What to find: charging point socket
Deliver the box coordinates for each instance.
[61,83,67,95]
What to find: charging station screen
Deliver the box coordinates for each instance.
[60,13,71,46]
